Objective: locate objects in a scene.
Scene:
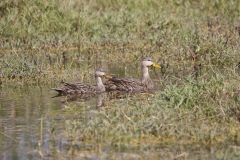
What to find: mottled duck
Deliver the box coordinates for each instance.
[52,69,107,96]
[105,57,160,93]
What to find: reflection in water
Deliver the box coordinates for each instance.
[0,85,63,160]
[0,84,238,160]
[0,84,121,159]
[96,93,106,108]
[54,92,107,108]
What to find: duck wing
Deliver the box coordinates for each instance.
[52,81,96,96]
[105,77,146,92]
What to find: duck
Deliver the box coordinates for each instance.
[52,68,107,96]
[105,57,160,93]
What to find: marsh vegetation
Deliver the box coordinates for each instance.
[0,0,240,159]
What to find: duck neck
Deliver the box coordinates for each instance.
[141,66,150,82]
[141,66,153,89]
[96,76,105,92]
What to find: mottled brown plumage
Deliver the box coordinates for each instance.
[52,69,106,96]
[105,57,160,93]
[105,77,148,93]
[53,82,98,95]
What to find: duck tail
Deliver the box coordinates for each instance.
[51,88,64,96]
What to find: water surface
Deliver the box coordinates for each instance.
[0,72,239,159]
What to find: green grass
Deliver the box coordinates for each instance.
[45,77,240,159]
[59,77,240,143]
[0,0,239,83]
[0,0,240,159]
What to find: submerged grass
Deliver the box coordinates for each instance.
[60,77,240,143]
[45,77,240,159]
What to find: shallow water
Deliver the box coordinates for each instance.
[0,85,59,159]
[0,61,240,160]
[0,84,240,160]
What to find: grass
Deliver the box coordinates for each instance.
[0,0,239,83]
[45,78,240,159]
[59,77,240,143]
[0,0,240,159]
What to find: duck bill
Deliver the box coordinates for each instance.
[152,63,161,69]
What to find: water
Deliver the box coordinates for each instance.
[0,60,159,159]
[0,84,239,160]
[0,72,239,159]
[0,85,60,160]
[0,85,145,159]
